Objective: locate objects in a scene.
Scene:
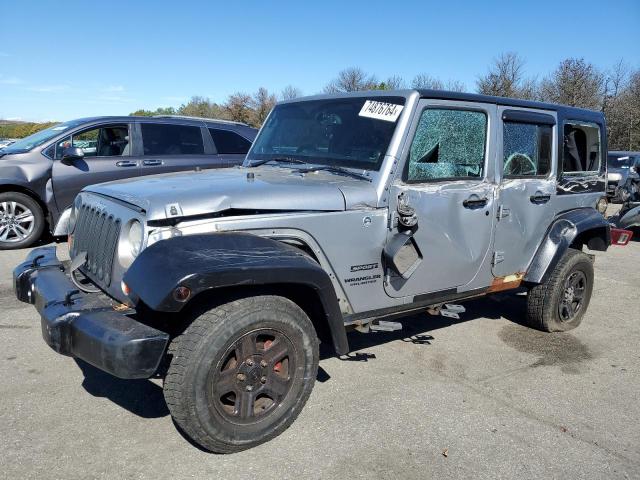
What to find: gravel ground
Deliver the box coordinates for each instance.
[0,229,638,479]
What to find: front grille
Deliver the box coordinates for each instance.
[71,204,121,286]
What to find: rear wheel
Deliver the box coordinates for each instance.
[0,192,45,249]
[526,249,594,332]
[164,295,319,453]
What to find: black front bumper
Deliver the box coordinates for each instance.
[13,247,169,379]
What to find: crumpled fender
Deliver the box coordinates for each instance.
[124,232,349,355]
[525,208,610,284]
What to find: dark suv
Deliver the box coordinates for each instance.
[607,151,640,203]
[0,115,257,249]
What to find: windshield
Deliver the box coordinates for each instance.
[247,96,406,170]
[607,154,632,168]
[1,119,86,154]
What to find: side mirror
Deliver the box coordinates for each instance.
[383,231,422,279]
[61,146,84,163]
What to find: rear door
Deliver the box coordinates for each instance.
[208,127,253,166]
[492,107,557,277]
[51,122,139,211]
[138,121,225,175]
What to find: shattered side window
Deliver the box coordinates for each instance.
[407,109,487,182]
[503,122,551,177]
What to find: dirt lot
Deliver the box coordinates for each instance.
[0,235,638,479]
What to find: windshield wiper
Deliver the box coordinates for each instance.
[298,165,372,182]
[248,157,309,167]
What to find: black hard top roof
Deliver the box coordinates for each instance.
[416,89,604,123]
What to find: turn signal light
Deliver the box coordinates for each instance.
[611,228,633,246]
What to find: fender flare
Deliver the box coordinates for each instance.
[614,203,640,230]
[124,232,349,355]
[525,208,610,284]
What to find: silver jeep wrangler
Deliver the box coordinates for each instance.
[14,90,632,453]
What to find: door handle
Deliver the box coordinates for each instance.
[116,160,138,167]
[530,193,551,204]
[462,196,488,209]
[142,159,163,166]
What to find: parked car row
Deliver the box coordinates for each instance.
[0,138,17,149]
[0,115,257,248]
[12,90,634,453]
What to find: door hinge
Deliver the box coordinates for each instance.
[493,251,505,265]
[497,205,510,220]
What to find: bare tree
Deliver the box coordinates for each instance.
[540,58,604,109]
[411,74,444,90]
[444,79,466,93]
[380,75,405,90]
[476,52,538,99]
[618,69,640,150]
[411,74,466,92]
[324,67,378,93]
[250,87,277,126]
[280,85,302,100]
[603,60,632,149]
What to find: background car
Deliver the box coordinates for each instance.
[0,115,257,249]
[607,150,640,203]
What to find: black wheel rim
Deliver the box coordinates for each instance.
[207,328,296,425]
[558,270,587,322]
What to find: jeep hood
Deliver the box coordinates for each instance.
[85,166,378,220]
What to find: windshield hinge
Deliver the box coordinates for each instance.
[387,210,398,230]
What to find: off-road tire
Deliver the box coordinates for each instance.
[0,192,45,250]
[164,295,319,453]
[526,248,594,332]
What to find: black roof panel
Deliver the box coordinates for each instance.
[416,89,604,123]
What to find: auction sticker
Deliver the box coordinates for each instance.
[359,100,404,122]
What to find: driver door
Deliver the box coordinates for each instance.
[384,99,498,298]
[491,107,557,277]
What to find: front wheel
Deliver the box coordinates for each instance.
[526,249,594,332]
[164,295,319,453]
[0,192,45,249]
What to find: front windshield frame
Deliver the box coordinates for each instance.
[1,119,86,154]
[246,96,406,171]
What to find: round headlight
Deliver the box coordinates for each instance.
[128,220,143,257]
[596,196,608,214]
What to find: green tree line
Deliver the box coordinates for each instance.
[0,121,57,139]
[3,54,639,150]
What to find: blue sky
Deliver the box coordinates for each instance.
[1,0,639,122]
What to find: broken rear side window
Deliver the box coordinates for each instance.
[562,121,601,174]
[503,122,551,177]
